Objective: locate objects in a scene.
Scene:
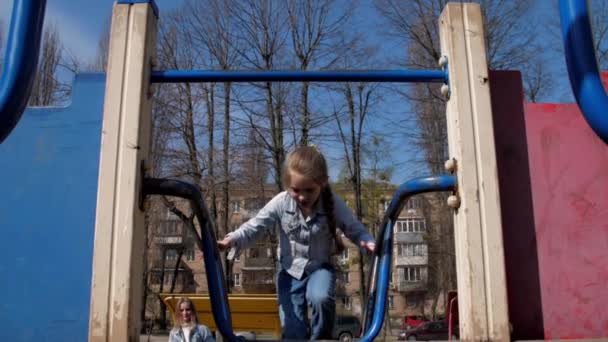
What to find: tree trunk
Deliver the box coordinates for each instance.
[169,249,184,293]
[158,248,167,331]
[205,84,218,225]
[222,82,231,291]
[300,82,310,145]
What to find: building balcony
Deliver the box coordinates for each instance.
[154,235,184,246]
[243,257,275,270]
[155,219,186,246]
[397,281,427,292]
[394,255,428,266]
[241,271,276,293]
[244,278,275,286]
[394,232,425,244]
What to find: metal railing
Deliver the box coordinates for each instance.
[360,175,456,342]
[560,0,608,144]
[142,178,244,341]
[0,0,46,143]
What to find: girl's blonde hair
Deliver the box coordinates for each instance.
[283,146,344,253]
[282,145,328,186]
[174,297,199,328]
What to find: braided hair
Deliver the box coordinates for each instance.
[283,146,344,254]
[321,184,345,254]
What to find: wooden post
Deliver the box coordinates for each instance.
[88,1,157,341]
[439,3,510,341]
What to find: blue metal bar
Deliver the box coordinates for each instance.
[560,0,608,144]
[0,0,46,144]
[151,69,448,84]
[142,178,243,342]
[360,175,456,342]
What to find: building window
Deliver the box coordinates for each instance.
[405,197,420,210]
[389,295,395,310]
[165,249,178,261]
[340,296,352,309]
[397,244,427,257]
[403,267,422,282]
[248,248,260,258]
[185,249,195,261]
[231,201,240,213]
[234,273,241,287]
[407,294,419,307]
[338,271,350,283]
[159,220,180,235]
[395,218,426,233]
[166,210,179,220]
[341,248,349,262]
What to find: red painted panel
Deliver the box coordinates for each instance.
[524,99,608,339]
[491,70,608,340]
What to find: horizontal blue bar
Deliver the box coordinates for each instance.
[151,69,448,84]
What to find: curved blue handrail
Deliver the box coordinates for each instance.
[360,175,456,342]
[0,0,46,143]
[142,178,243,341]
[560,0,608,144]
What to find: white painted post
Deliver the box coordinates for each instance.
[88,2,157,341]
[439,3,510,341]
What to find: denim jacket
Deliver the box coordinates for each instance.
[168,324,215,342]
[226,191,374,279]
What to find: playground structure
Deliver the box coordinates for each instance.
[0,0,607,341]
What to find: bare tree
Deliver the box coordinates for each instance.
[92,16,111,72]
[287,0,355,145]
[333,73,382,309]
[374,0,542,317]
[29,23,66,106]
[231,0,290,190]
[523,56,554,103]
[588,0,608,69]
[185,0,243,292]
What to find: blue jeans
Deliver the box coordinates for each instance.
[278,267,336,340]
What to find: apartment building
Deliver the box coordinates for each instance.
[148,183,450,327]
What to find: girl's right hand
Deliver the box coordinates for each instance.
[217,237,233,251]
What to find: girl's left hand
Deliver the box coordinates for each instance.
[360,240,376,253]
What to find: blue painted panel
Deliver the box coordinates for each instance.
[0,73,105,341]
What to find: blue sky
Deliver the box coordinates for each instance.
[0,1,573,96]
[0,1,182,62]
[0,0,582,182]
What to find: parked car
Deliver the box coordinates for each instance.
[398,320,459,341]
[332,315,362,342]
[402,315,428,330]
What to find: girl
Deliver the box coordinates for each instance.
[168,297,215,342]
[218,146,375,340]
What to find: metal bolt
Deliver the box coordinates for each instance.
[444,158,456,173]
[447,195,460,209]
[438,55,448,68]
[441,84,450,98]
